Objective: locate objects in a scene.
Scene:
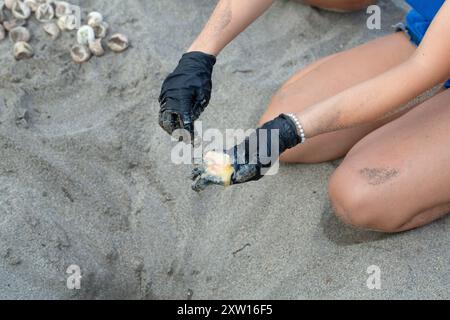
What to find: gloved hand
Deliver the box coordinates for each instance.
[191,114,302,191]
[159,51,216,140]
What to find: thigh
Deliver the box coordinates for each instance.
[331,89,450,230]
[260,32,416,163]
[297,0,377,12]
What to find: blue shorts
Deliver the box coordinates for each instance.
[402,0,450,87]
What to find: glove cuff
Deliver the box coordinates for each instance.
[259,114,302,155]
[181,51,217,70]
[229,115,302,184]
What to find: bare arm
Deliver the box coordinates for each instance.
[188,0,274,56]
[297,1,450,138]
[159,0,273,137]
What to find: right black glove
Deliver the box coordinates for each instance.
[191,114,301,191]
[159,51,216,140]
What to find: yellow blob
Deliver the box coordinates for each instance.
[204,151,235,186]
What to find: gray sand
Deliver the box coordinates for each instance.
[0,0,449,299]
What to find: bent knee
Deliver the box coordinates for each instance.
[301,0,377,12]
[328,166,403,233]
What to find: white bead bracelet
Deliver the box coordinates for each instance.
[286,113,306,144]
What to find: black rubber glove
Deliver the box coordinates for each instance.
[192,114,301,191]
[159,51,216,140]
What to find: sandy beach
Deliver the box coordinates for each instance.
[0,0,448,299]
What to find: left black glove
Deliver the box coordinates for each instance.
[192,114,301,191]
[159,51,216,140]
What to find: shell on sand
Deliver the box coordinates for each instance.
[77,25,95,46]
[107,33,129,53]
[43,21,60,39]
[12,0,31,19]
[24,0,39,12]
[3,18,26,32]
[35,2,54,22]
[88,38,104,57]
[54,1,71,18]
[87,11,103,27]
[70,44,91,63]
[13,41,33,60]
[93,21,108,39]
[9,26,30,42]
[57,14,77,31]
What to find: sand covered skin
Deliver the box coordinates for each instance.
[0,0,449,299]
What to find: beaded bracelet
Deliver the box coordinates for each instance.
[286,113,306,144]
